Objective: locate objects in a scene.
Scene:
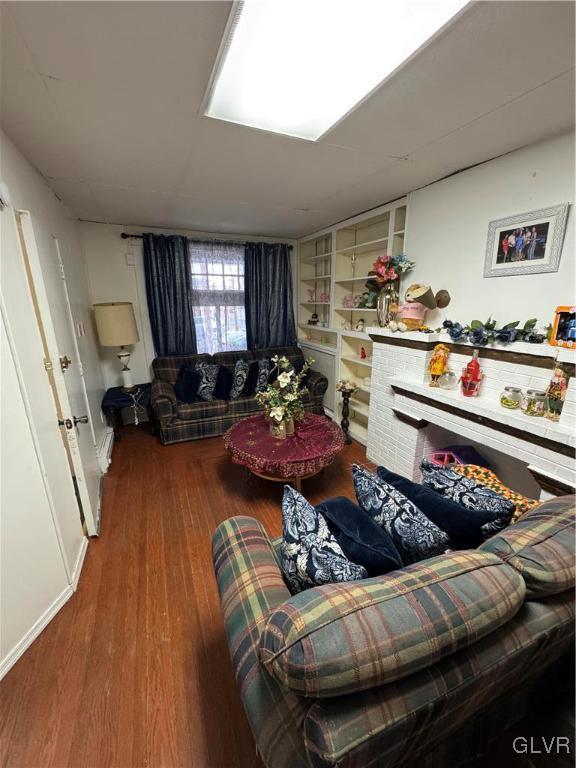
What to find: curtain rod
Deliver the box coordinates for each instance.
[120,232,292,248]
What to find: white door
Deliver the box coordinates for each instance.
[0,205,87,572]
[17,211,101,535]
[1,310,72,678]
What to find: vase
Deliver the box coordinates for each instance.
[269,417,294,439]
[377,284,399,327]
[269,419,287,439]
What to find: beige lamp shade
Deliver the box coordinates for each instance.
[94,302,139,347]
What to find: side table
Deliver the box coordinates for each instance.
[101,383,154,441]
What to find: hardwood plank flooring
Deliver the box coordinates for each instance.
[0,427,370,768]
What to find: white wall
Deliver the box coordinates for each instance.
[81,222,297,389]
[0,131,106,446]
[405,132,575,328]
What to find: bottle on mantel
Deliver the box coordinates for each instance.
[460,349,483,397]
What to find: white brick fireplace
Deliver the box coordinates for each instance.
[366,329,575,499]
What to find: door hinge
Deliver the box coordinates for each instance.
[44,358,53,372]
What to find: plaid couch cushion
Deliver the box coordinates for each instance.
[152,353,212,384]
[176,399,228,420]
[303,591,574,768]
[259,551,525,698]
[480,495,575,599]
[212,517,311,768]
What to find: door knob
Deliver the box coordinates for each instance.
[73,415,89,425]
[58,418,73,430]
[60,355,72,371]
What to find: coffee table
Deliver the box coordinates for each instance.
[223,413,344,491]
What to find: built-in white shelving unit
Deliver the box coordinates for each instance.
[297,198,408,443]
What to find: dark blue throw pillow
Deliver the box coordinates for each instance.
[317,496,403,576]
[242,361,260,396]
[377,465,499,549]
[213,365,233,400]
[174,366,201,403]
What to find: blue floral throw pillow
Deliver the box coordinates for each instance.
[281,486,368,594]
[230,359,250,399]
[352,465,450,564]
[420,460,514,537]
[196,362,220,401]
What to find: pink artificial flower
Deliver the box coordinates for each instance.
[388,268,398,281]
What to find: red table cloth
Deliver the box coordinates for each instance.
[224,414,344,480]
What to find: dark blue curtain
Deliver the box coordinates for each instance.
[244,242,297,349]
[143,233,198,356]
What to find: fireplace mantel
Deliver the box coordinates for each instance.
[365,328,576,497]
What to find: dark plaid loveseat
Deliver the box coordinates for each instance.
[151,346,328,445]
[212,496,575,768]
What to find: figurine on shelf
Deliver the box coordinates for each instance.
[360,346,367,359]
[460,349,483,397]
[319,291,330,303]
[307,288,316,303]
[342,293,355,308]
[428,343,450,387]
[308,313,319,326]
[353,294,362,308]
[355,319,366,332]
[341,320,351,330]
[545,364,568,421]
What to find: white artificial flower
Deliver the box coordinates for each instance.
[269,406,285,422]
[277,371,293,387]
[284,393,297,402]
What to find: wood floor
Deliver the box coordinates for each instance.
[0,426,370,768]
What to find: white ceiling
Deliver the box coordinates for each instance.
[1,1,574,238]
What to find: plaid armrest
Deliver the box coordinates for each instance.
[151,378,176,421]
[212,516,311,768]
[306,369,328,402]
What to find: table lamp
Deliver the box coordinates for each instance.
[94,302,139,390]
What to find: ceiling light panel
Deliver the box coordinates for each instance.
[204,0,469,141]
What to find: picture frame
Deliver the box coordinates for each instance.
[484,203,569,278]
[550,305,576,349]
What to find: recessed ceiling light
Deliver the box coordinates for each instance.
[203,0,470,141]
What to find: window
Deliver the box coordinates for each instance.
[189,241,247,354]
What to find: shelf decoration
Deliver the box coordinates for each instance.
[336,380,359,445]
[364,253,415,326]
[545,364,569,421]
[440,318,547,345]
[428,343,450,387]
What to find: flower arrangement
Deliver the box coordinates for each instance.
[336,379,358,395]
[256,355,313,424]
[365,253,415,292]
[440,318,546,346]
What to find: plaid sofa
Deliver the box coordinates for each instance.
[150,346,328,445]
[212,496,575,768]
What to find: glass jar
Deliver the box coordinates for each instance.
[438,371,458,390]
[522,389,546,417]
[499,386,522,409]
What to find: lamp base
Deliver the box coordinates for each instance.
[118,348,135,391]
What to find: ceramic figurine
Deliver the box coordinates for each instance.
[341,320,351,330]
[428,343,450,387]
[545,364,568,421]
[307,288,316,303]
[353,294,362,308]
[355,319,365,332]
[308,313,319,326]
[343,293,354,308]
[360,346,367,359]
[319,291,330,303]
[460,349,483,397]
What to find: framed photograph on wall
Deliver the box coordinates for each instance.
[484,203,569,278]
